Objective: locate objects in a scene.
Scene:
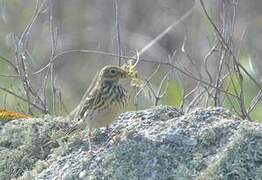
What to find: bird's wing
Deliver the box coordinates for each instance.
[68,71,100,118]
[78,95,96,119]
[78,82,106,117]
[65,95,98,136]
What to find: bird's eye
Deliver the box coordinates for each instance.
[110,69,116,74]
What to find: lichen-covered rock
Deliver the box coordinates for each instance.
[1,106,261,180]
[0,115,70,180]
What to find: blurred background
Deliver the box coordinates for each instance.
[0,0,261,121]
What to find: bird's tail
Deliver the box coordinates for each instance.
[43,119,86,147]
[64,119,86,136]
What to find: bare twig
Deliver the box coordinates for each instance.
[186,89,206,113]
[135,64,161,108]
[135,64,161,98]
[181,82,200,109]
[18,0,46,47]
[144,71,170,106]
[0,55,18,73]
[247,90,262,115]
[181,37,203,80]
[214,46,226,106]
[168,49,178,65]
[199,0,262,91]
[204,41,218,84]
[0,0,48,114]
[138,1,196,56]
[135,64,162,107]
[199,0,256,120]
[154,71,170,106]
[114,0,122,66]
[0,48,240,100]
[0,85,47,112]
[15,41,33,114]
[46,0,58,114]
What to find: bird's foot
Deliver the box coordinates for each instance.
[87,149,93,154]
[105,126,112,134]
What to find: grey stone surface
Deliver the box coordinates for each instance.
[0,106,261,180]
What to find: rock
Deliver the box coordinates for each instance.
[78,170,87,179]
[0,115,70,180]
[0,106,261,180]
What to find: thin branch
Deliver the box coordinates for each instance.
[180,82,200,109]
[247,90,262,115]
[47,0,57,114]
[154,71,170,106]
[18,0,46,48]
[135,64,161,97]
[114,0,122,66]
[181,37,203,80]
[199,0,262,91]
[186,89,206,113]
[214,46,226,106]
[204,41,218,84]
[138,1,196,56]
[0,85,47,112]
[0,55,18,73]
[0,48,240,99]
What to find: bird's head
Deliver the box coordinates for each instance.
[99,65,128,84]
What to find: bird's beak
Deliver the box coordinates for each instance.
[121,69,128,78]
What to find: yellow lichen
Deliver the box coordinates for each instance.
[0,109,31,121]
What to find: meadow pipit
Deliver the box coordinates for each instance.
[66,65,129,152]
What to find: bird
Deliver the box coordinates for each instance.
[65,65,129,152]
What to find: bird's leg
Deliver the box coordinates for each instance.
[105,125,112,137]
[105,125,112,135]
[87,128,93,153]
